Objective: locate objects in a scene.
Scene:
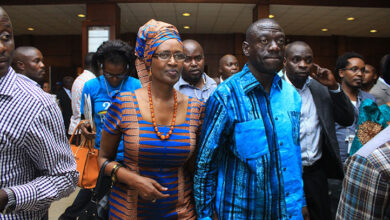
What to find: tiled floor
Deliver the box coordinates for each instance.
[48,187,80,219]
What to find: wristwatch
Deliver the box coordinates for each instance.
[2,188,16,214]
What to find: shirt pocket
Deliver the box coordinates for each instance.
[234,119,269,160]
[287,111,300,146]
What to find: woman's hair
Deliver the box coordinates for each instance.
[92,40,137,78]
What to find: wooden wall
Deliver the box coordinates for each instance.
[14,33,390,86]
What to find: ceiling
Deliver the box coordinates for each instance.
[3,3,390,37]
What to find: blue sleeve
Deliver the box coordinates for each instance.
[194,93,229,219]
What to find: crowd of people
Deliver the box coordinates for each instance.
[1,5,390,220]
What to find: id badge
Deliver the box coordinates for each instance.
[346,135,355,154]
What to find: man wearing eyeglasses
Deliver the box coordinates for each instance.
[174,39,217,101]
[329,52,376,218]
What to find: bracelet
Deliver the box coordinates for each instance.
[111,163,123,184]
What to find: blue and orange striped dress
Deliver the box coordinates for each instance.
[104,91,205,219]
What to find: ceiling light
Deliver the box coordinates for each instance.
[182,12,190,17]
[183,26,190,29]
[78,14,86,18]
[268,14,275,18]
[346,17,355,21]
[370,29,377,33]
[321,28,328,32]
[27,27,34,31]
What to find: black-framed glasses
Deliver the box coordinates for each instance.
[103,71,128,79]
[343,66,365,74]
[184,55,203,63]
[153,52,186,61]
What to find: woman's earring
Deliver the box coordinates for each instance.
[149,67,152,76]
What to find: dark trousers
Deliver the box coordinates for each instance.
[303,162,332,220]
[328,179,343,220]
[59,188,93,220]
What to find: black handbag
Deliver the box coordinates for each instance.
[78,160,112,220]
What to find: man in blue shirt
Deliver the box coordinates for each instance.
[194,19,304,219]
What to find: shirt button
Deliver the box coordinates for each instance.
[286,192,290,196]
[275,117,278,120]
[280,142,283,146]
[283,167,286,171]
[289,215,292,219]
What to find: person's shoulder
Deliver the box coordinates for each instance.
[15,75,57,108]
[124,76,142,89]
[360,90,376,101]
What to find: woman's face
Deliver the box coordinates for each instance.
[151,39,184,86]
[102,60,127,88]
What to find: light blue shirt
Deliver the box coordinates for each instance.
[174,73,217,101]
[194,64,304,219]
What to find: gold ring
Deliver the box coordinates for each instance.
[152,199,156,203]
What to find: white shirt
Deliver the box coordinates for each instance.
[68,70,96,135]
[285,76,322,166]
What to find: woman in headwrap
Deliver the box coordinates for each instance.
[98,19,204,219]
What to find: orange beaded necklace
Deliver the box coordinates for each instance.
[148,83,177,140]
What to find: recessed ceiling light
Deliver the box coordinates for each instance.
[27,27,34,31]
[183,26,190,29]
[370,29,377,33]
[347,17,355,21]
[78,14,86,18]
[321,28,328,32]
[268,14,275,18]
[182,12,190,17]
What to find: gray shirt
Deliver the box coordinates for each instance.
[174,73,217,101]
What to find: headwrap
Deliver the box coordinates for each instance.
[135,19,182,87]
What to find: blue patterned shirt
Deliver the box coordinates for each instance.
[194,64,304,220]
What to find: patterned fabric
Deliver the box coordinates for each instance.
[335,90,376,162]
[104,92,205,219]
[194,64,304,220]
[135,19,182,86]
[350,98,390,155]
[0,67,78,219]
[68,70,96,135]
[336,140,390,219]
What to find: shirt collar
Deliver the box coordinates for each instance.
[16,73,40,87]
[0,67,17,97]
[241,63,282,94]
[177,72,216,90]
[284,73,311,92]
[83,69,95,78]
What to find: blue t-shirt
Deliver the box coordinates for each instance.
[81,75,141,161]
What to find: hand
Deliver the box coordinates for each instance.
[132,175,169,201]
[310,63,339,90]
[80,122,96,139]
[302,206,310,220]
[0,189,8,211]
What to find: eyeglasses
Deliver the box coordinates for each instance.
[103,71,128,79]
[152,52,186,61]
[343,66,365,74]
[184,55,203,63]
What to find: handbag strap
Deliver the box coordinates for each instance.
[92,159,113,202]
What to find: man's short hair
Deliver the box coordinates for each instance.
[84,52,95,69]
[335,52,365,81]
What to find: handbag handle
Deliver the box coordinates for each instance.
[69,121,93,149]
[92,159,113,202]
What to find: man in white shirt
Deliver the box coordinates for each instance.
[283,41,354,220]
[68,52,96,135]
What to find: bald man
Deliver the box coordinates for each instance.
[283,41,354,220]
[0,7,78,219]
[12,46,46,84]
[195,19,305,219]
[174,39,217,101]
[216,54,239,84]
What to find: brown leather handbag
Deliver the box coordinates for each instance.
[70,122,99,189]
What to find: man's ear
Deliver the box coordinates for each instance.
[242,41,250,57]
[283,57,287,67]
[16,60,25,72]
[338,69,344,79]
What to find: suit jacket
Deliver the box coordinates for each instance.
[370,79,390,106]
[57,88,72,133]
[308,80,355,179]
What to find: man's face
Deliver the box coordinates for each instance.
[0,10,14,77]
[284,44,313,85]
[182,43,204,85]
[24,49,46,82]
[220,55,239,79]
[243,25,285,75]
[363,64,377,85]
[339,57,365,89]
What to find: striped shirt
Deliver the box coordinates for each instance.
[68,69,96,135]
[194,64,303,220]
[0,67,79,219]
